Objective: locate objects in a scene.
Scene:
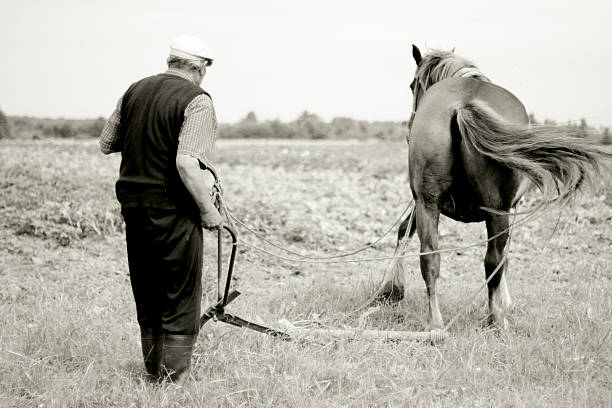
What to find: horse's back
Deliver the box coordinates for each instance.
[414,78,528,128]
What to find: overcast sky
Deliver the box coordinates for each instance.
[1,0,611,126]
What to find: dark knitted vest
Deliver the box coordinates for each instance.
[115,73,208,217]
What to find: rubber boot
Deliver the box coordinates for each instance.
[140,327,162,382]
[160,334,196,385]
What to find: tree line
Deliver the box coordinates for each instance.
[217,111,406,141]
[0,107,609,145]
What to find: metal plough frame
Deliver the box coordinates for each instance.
[199,225,291,340]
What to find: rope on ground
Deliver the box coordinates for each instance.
[221,196,414,260]
[223,204,544,264]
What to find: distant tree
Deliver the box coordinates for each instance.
[369,122,401,141]
[42,124,55,137]
[79,117,106,137]
[578,118,588,138]
[268,119,297,139]
[543,118,557,126]
[0,107,12,139]
[528,113,538,125]
[359,121,368,133]
[241,111,258,124]
[296,111,328,139]
[330,117,357,137]
[53,123,75,138]
[602,128,611,146]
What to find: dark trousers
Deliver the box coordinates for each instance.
[122,207,203,335]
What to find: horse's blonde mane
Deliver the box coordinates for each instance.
[416,49,490,91]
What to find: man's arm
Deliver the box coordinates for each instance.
[176,154,223,229]
[100,96,124,154]
[176,93,222,229]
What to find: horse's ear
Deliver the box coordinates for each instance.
[412,44,422,65]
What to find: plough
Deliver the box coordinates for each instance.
[198,224,448,344]
[199,224,291,340]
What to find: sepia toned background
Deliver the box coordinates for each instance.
[1,1,611,407]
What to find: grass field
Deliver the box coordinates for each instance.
[1,138,611,407]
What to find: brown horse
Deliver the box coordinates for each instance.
[378,45,611,329]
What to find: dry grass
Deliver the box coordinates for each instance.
[0,138,610,407]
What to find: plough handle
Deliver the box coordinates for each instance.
[217,225,238,309]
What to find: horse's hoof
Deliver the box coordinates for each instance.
[429,317,445,331]
[486,314,508,330]
[373,282,404,304]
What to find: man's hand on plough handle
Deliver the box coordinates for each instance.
[200,198,223,230]
[200,166,224,230]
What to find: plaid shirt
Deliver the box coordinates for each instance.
[99,69,217,168]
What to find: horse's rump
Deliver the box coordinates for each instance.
[409,79,528,218]
[454,100,610,209]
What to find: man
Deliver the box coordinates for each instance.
[100,34,223,384]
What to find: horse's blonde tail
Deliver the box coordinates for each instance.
[455,101,611,207]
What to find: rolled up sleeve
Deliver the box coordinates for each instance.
[177,94,218,168]
[99,96,124,154]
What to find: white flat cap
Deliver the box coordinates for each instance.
[170,35,214,61]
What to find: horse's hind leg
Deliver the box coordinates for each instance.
[415,201,444,329]
[500,273,512,310]
[485,215,510,329]
[376,208,416,303]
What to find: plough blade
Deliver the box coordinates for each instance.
[200,288,290,340]
[217,313,291,341]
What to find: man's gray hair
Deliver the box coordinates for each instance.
[166,55,204,71]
